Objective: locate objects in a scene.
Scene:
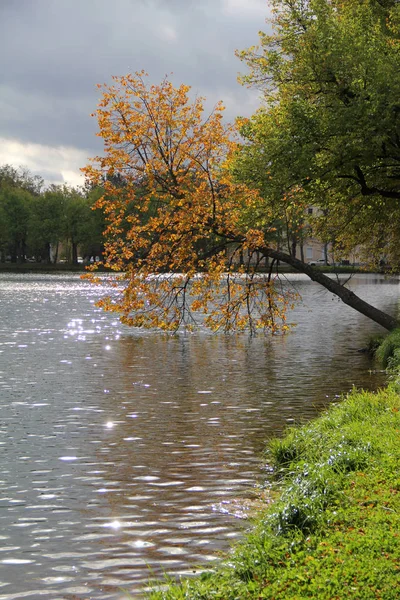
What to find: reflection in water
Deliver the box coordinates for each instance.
[0,273,398,598]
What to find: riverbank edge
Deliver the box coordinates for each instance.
[0,262,390,275]
[146,384,400,599]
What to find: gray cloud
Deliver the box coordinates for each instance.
[0,0,270,161]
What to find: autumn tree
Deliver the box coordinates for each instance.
[83,72,296,333]
[84,66,399,333]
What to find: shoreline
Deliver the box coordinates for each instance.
[147,384,400,599]
[0,263,390,276]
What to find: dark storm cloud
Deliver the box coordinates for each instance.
[0,0,270,154]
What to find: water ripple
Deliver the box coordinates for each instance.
[0,272,392,597]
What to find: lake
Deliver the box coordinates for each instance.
[0,272,398,599]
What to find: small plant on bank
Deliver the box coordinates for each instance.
[366,333,385,355]
[375,328,400,369]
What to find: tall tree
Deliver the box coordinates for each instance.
[0,198,10,262]
[28,186,65,263]
[236,0,400,268]
[0,185,32,263]
[78,184,110,260]
[61,187,93,265]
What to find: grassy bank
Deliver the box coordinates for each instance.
[147,386,400,599]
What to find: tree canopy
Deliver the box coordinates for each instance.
[83,73,296,333]
[236,0,400,267]
[84,1,400,333]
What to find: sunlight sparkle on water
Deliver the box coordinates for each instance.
[131,539,155,548]
[105,520,122,530]
[2,558,34,565]
[105,421,114,429]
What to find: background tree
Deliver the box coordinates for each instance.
[79,183,112,261]
[0,197,10,262]
[28,186,65,263]
[0,185,32,263]
[0,165,104,265]
[0,164,43,196]
[60,188,89,264]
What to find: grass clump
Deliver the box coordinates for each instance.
[375,328,400,369]
[146,387,400,599]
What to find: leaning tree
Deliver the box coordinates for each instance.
[84,1,400,336]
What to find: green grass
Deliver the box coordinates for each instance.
[375,328,400,370]
[146,387,400,599]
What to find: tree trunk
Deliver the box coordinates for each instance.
[44,242,51,264]
[71,241,78,265]
[300,242,305,263]
[53,241,59,264]
[21,240,27,263]
[323,242,329,265]
[264,247,398,331]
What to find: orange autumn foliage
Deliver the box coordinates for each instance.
[82,73,296,333]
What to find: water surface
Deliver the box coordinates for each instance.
[0,273,398,599]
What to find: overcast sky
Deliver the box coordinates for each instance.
[0,0,271,187]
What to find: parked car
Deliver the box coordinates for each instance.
[308,259,330,266]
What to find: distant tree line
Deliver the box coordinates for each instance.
[0,164,105,264]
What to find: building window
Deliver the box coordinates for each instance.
[306,247,313,259]
[307,207,313,215]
